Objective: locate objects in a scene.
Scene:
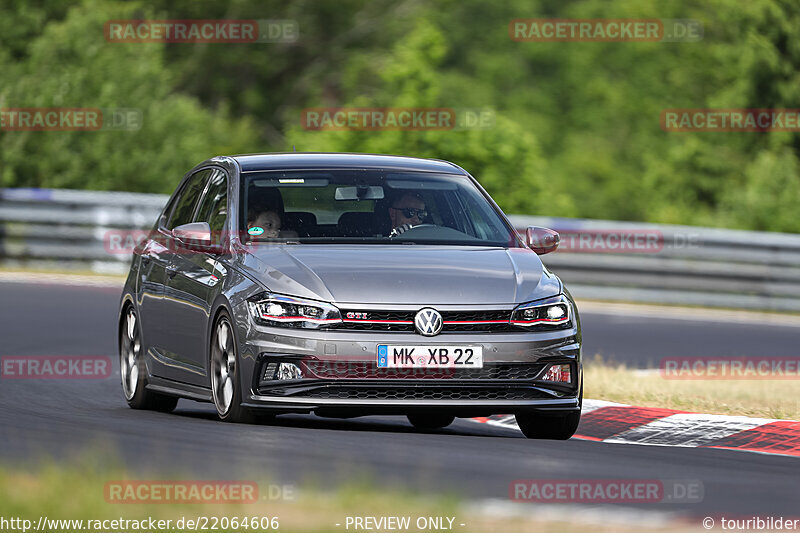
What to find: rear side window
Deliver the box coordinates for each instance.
[167,169,211,230]
[195,169,228,233]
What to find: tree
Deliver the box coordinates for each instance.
[0,0,259,192]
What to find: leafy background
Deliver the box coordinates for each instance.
[1,0,798,231]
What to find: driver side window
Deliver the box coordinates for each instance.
[167,169,211,230]
[194,169,228,233]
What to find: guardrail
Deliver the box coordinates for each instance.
[0,188,164,274]
[2,187,800,311]
[508,215,800,312]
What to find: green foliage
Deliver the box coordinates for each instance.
[0,0,259,193]
[1,0,799,231]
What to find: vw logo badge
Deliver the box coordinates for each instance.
[415,308,443,336]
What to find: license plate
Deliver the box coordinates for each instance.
[376,345,483,368]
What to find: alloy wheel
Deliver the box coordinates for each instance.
[211,318,236,415]
[120,308,140,401]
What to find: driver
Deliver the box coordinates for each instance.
[388,192,427,236]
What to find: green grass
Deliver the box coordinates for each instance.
[585,356,800,420]
[0,457,704,533]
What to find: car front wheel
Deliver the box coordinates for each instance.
[515,410,581,440]
[210,311,253,423]
[120,306,178,412]
[516,384,582,440]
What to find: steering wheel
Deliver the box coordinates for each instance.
[389,223,436,238]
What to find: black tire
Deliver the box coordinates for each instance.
[407,413,456,429]
[515,410,581,440]
[210,310,254,423]
[517,380,583,440]
[120,306,179,413]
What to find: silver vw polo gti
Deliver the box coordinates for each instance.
[118,153,582,439]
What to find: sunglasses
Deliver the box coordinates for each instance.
[392,207,428,219]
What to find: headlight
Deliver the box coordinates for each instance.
[510,295,572,328]
[247,292,342,329]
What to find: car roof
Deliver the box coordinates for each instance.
[231,152,468,175]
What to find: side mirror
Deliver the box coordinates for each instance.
[526,226,560,255]
[172,222,224,254]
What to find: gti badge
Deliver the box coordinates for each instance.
[346,312,369,320]
[415,308,443,336]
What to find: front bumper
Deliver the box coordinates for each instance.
[242,392,580,417]
[232,300,581,416]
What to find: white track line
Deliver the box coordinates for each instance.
[581,399,629,413]
[0,271,124,288]
[474,400,628,432]
[604,413,778,448]
[469,498,683,529]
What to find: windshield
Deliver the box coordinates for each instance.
[240,169,521,247]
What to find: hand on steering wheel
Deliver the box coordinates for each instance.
[389,223,435,238]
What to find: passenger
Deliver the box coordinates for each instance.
[247,209,281,239]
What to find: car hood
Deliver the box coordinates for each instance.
[239,245,561,305]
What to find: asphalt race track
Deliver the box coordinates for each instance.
[1,280,799,521]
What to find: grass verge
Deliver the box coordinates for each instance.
[0,459,704,533]
[0,265,126,279]
[585,356,800,420]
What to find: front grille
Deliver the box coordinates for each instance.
[333,309,515,332]
[276,386,550,401]
[299,360,546,380]
[335,322,416,332]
